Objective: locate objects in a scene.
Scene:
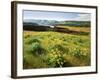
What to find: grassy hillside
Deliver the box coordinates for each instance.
[23,26,91,69]
[59,21,90,27]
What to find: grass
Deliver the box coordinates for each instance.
[57,26,90,32]
[23,26,91,69]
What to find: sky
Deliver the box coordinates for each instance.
[23,10,91,21]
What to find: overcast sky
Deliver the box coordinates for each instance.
[23,10,91,21]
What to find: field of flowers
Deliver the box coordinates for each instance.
[23,27,90,69]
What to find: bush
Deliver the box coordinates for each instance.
[46,48,66,67]
[72,47,88,60]
[30,42,46,55]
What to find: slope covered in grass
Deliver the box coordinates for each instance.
[23,28,90,69]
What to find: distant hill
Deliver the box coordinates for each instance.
[23,22,53,31]
[59,21,91,27]
[24,19,60,26]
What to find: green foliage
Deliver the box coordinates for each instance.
[73,47,84,58]
[30,42,46,55]
[46,48,65,67]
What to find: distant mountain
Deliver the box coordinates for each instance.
[24,19,61,26]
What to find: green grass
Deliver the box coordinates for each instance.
[23,26,91,69]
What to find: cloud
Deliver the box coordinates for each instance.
[74,14,91,21]
[56,13,91,21]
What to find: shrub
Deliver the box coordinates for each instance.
[72,47,89,61]
[30,42,46,55]
[46,48,66,67]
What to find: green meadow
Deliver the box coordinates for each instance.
[23,26,91,69]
